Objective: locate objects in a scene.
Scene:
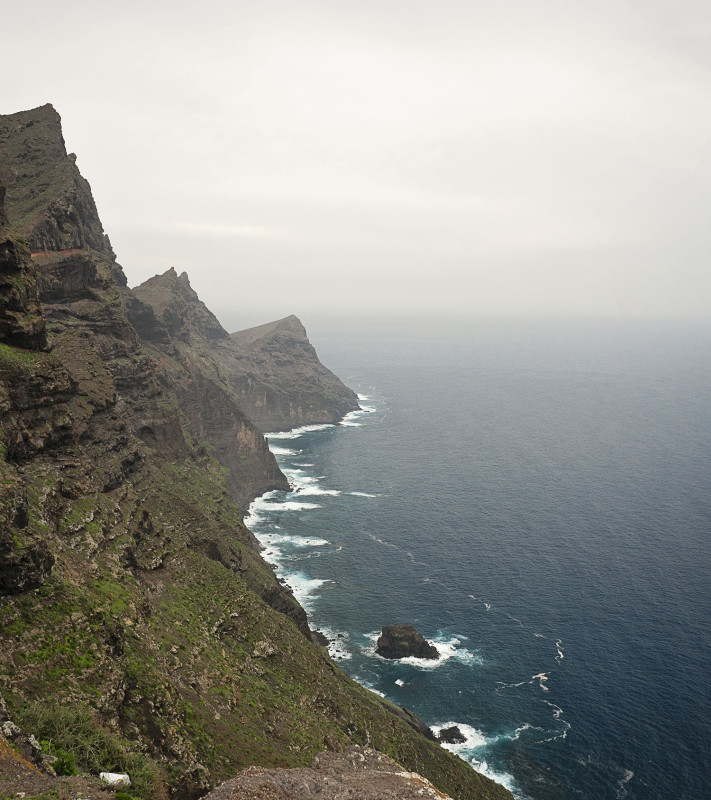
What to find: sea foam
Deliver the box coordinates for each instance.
[430,722,520,795]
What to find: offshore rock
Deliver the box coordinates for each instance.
[203,746,453,800]
[376,624,440,660]
[437,726,467,744]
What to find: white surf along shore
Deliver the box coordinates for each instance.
[243,394,523,797]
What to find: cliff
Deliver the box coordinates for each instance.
[0,105,512,800]
[226,315,360,432]
[133,272,360,434]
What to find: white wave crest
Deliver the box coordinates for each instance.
[261,533,330,548]
[532,672,550,691]
[616,769,634,798]
[541,701,572,741]
[430,723,520,795]
[350,491,379,498]
[295,486,341,497]
[355,678,385,697]
[263,501,321,512]
[269,445,302,455]
[496,671,551,693]
[281,572,329,611]
[266,423,336,440]
[318,627,352,661]
[356,394,376,413]
[555,639,564,662]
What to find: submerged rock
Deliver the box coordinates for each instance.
[375,624,439,660]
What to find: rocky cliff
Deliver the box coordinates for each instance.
[0,105,512,800]
[226,315,360,432]
[132,271,360,434]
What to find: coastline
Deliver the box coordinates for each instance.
[243,394,521,798]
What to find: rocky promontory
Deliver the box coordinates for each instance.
[376,624,440,660]
[224,314,360,432]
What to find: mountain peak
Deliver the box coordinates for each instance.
[0,104,114,258]
[133,269,229,343]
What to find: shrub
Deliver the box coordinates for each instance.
[52,749,77,776]
[18,701,157,798]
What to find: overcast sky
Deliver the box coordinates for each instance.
[4,0,711,327]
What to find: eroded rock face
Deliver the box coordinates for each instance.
[0,183,46,350]
[0,104,115,258]
[0,528,54,595]
[203,747,453,800]
[132,268,290,510]
[376,624,440,660]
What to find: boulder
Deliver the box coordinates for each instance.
[375,624,439,660]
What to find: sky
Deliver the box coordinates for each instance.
[4,0,711,327]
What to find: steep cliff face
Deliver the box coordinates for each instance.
[0,104,115,259]
[227,315,360,432]
[0,184,46,350]
[133,273,360,434]
[132,268,290,510]
[0,106,512,800]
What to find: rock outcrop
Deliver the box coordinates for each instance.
[0,182,46,349]
[376,624,440,660]
[204,747,454,799]
[0,105,512,800]
[0,104,115,259]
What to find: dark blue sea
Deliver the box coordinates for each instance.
[244,317,711,800]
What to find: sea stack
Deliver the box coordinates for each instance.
[437,726,467,744]
[376,624,439,660]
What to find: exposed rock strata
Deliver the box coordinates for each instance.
[0,183,46,349]
[376,624,440,660]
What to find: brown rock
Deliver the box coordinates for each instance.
[203,747,452,800]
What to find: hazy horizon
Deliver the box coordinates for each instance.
[4,0,711,324]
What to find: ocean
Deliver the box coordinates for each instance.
[244,317,711,800]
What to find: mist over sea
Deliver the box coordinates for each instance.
[245,317,711,800]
